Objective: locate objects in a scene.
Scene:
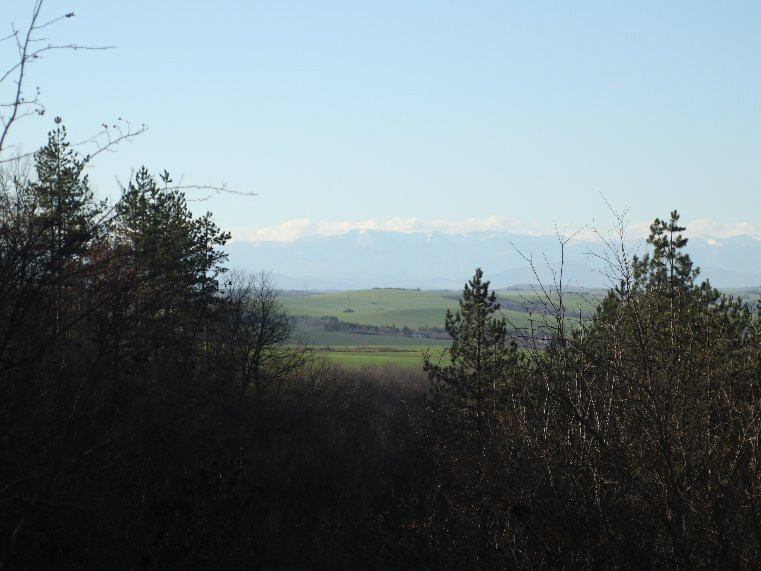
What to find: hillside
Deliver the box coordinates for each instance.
[282,287,605,347]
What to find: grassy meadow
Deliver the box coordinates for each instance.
[283,288,601,328]
[282,288,460,328]
[283,287,605,368]
[315,345,449,369]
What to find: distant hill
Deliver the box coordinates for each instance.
[226,230,761,290]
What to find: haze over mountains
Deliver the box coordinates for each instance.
[226,230,761,291]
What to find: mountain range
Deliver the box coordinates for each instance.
[225,230,761,291]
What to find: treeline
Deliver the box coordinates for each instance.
[298,314,450,340]
[2,123,761,568]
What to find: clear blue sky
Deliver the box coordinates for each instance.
[4,1,761,241]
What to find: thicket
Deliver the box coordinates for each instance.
[1,121,760,569]
[419,213,761,568]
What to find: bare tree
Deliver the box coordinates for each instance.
[0,1,148,163]
[221,270,311,397]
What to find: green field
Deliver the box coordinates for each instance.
[316,346,449,369]
[283,288,460,328]
[284,288,602,337]
[284,288,604,368]
[296,328,451,347]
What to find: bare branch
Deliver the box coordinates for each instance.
[0,0,114,158]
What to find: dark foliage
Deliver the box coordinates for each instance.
[417,213,761,568]
[0,123,434,569]
[2,125,761,569]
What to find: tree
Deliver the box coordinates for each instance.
[113,166,230,375]
[219,271,310,397]
[633,210,696,292]
[0,117,101,369]
[29,117,101,257]
[521,210,761,566]
[425,267,517,435]
[1,1,145,163]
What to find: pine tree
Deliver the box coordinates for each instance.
[114,167,230,374]
[632,210,699,297]
[425,268,517,435]
[26,117,102,336]
[30,117,100,258]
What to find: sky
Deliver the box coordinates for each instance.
[3,1,761,242]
